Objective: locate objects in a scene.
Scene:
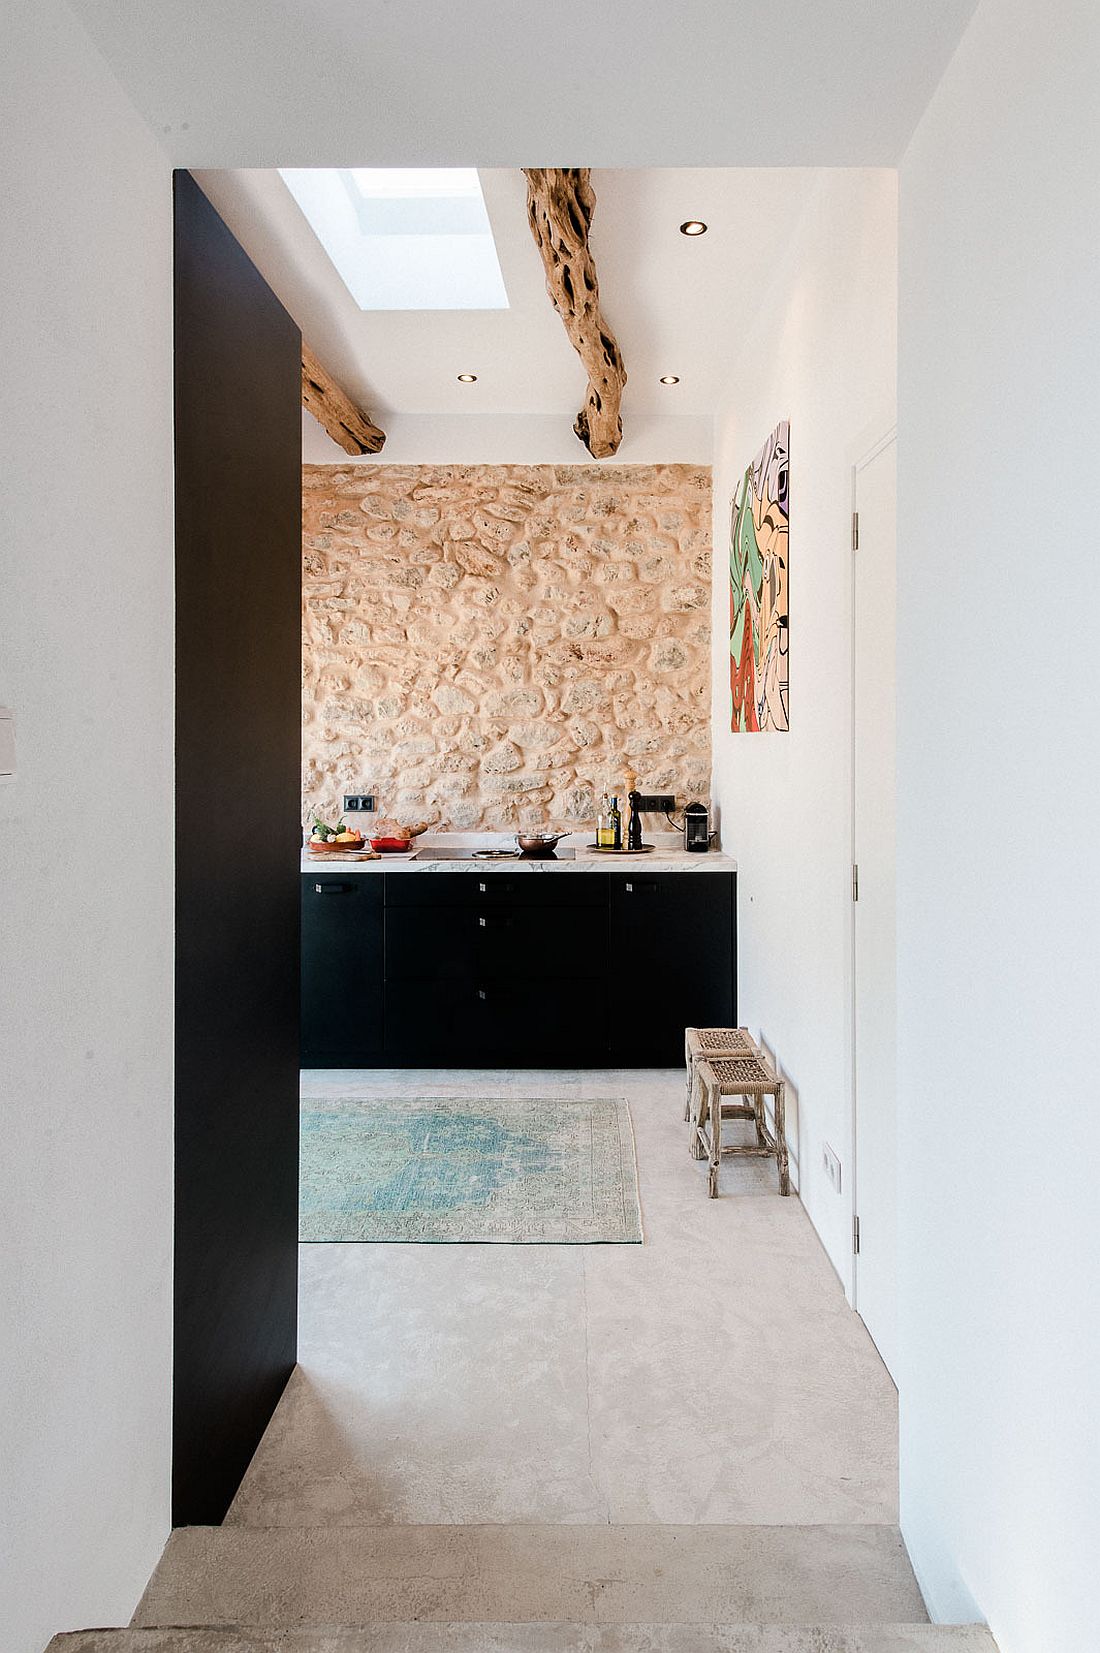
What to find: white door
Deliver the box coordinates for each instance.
[853,432,897,1377]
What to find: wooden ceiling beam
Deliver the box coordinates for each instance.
[523,167,627,460]
[301,342,386,455]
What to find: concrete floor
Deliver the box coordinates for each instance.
[227,1069,897,1531]
[136,1521,927,1627]
[130,1070,930,1639]
[59,1627,1000,1652]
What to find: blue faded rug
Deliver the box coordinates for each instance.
[299,1096,643,1243]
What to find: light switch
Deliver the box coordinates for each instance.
[0,707,14,781]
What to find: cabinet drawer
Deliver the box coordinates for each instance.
[385,978,608,1062]
[385,870,608,909]
[479,904,605,978]
[385,907,477,981]
[386,903,606,981]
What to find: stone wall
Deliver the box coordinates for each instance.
[302,463,712,832]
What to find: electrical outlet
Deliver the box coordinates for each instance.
[633,793,676,812]
[343,794,376,813]
[822,1143,843,1193]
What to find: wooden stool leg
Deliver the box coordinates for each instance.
[752,1092,767,1146]
[707,1080,721,1198]
[774,1081,790,1196]
[683,1052,694,1122]
[689,1066,707,1159]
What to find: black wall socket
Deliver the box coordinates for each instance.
[633,793,676,812]
[343,794,377,813]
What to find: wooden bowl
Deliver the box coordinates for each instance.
[308,837,365,853]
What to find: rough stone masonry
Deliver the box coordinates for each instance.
[302,462,712,832]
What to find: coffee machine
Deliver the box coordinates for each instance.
[683,801,712,853]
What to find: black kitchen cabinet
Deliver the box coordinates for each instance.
[609,873,736,1064]
[301,875,384,1064]
[300,869,735,1067]
[384,870,608,909]
[385,980,608,1064]
[385,902,607,982]
[383,874,608,1065]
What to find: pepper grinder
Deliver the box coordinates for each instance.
[627,790,644,851]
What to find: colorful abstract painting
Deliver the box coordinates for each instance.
[730,420,789,732]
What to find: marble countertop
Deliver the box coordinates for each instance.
[301,839,736,874]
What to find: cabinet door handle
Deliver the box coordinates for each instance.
[478,914,512,928]
[477,988,488,1001]
[315,882,353,894]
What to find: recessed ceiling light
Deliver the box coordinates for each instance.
[679,219,708,237]
[660,374,680,385]
[457,373,478,382]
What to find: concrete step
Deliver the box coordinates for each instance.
[47,1624,1000,1652]
[132,1525,931,1629]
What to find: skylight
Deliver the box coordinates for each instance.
[279,167,509,312]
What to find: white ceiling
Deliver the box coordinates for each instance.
[195,166,825,422]
[71,0,977,445]
[69,0,978,169]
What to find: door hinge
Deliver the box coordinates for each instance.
[852,863,859,902]
[853,1214,861,1255]
[852,510,860,551]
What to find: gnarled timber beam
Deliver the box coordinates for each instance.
[301,342,386,455]
[523,168,627,459]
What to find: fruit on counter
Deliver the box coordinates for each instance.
[310,816,364,845]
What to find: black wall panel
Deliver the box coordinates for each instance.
[173,171,302,1523]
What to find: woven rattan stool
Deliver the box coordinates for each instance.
[691,1053,790,1198]
[683,1026,759,1121]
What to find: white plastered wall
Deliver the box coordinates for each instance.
[896,1,1100,1646]
[710,171,897,1289]
[0,5,175,1648]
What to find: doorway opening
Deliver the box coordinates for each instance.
[169,167,904,1598]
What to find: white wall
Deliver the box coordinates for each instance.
[303,407,713,466]
[710,171,897,1287]
[896,1,1100,1647]
[0,5,175,1648]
